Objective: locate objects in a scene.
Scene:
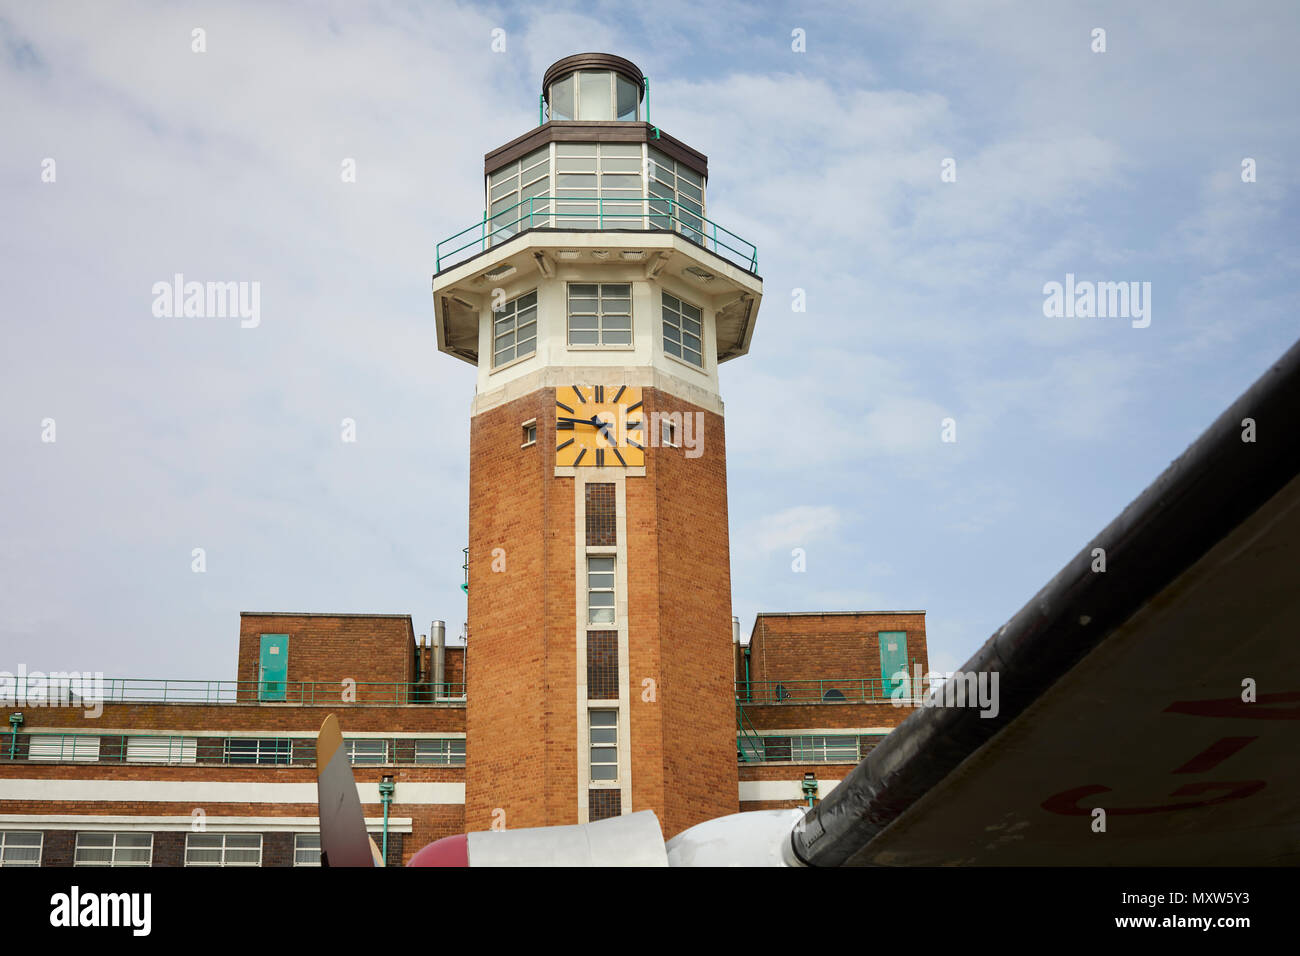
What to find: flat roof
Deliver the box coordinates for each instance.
[239,612,414,620]
[753,610,926,618]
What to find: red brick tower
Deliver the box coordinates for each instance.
[431,53,763,837]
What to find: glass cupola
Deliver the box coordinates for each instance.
[543,53,644,122]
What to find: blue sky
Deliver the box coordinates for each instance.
[1,1,1297,679]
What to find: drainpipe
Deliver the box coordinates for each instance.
[378,774,395,863]
[7,713,23,759]
[743,647,752,702]
[731,616,740,685]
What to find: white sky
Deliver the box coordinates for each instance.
[1,1,1297,680]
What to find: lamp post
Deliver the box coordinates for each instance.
[7,713,23,760]
[801,772,818,808]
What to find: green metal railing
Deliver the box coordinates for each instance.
[736,702,764,764]
[0,677,465,706]
[0,732,466,767]
[435,195,758,273]
[736,678,917,704]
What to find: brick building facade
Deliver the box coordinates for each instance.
[0,54,933,867]
[0,608,927,866]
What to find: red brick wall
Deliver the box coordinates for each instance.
[236,614,416,698]
[740,699,914,732]
[466,386,738,838]
[632,388,737,836]
[466,389,575,832]
[737,763,854,813]
[746,612,929,699]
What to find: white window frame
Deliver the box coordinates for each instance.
[586,554,616,625]
[0,830,42,867]
[521,418,538,448]
[294,833,322,867]
[567,282,633,349]
[74,831,153,867]
[588,709,619,784]
[492,289,539,369]
[126,736,197,764]
[661,292,705,368]
[27,734,99,763]
[345,738,389,766]
[185,832,263,867]
[414,738,466,766]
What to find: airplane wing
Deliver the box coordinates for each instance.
[790,336,1300,866]
[319,337,1299,867]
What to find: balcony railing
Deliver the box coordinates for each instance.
[737,678,918,705]
[0,677,465,707]
[435,195,758,273]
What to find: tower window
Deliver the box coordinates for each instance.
[487,147,549,243]
[587,555,616,624]
[493,289,538,368]
[649,148,705,242]
[588,709,619,781]
[521,419,537,447]
[554,143,642,230]
[548,70,640,123]
[661,292,704,367]
[568,283,631,347]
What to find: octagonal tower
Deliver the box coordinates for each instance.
[432,52,762,837]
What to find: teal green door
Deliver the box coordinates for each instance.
[879,632,908,697]
[259,634,288,701]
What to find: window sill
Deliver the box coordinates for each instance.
[489,351,536,375]
[663,351,707,374]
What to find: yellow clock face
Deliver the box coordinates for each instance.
[555,385,646,468]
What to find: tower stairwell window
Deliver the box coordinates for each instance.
[587,555,616,624]
[493,290,538,367]
[568,283,632,347]
[588,709,619,781]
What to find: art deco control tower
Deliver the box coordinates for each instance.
[431,53,762,837]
